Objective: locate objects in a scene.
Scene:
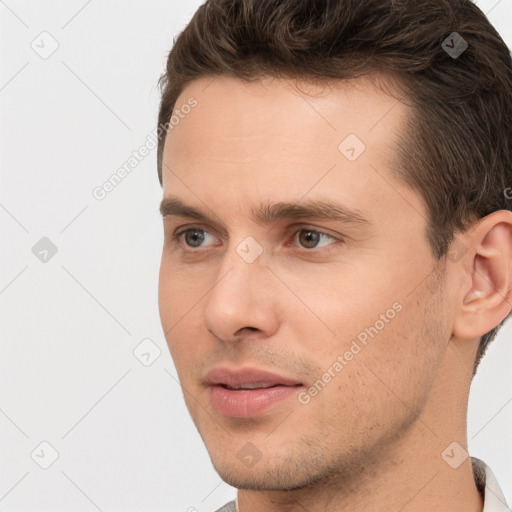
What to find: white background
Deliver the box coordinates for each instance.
[1,1,511,511]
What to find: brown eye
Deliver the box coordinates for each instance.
[295,229,337,250]
[298,230,321,249]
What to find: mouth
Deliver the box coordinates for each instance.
[204,367,304,418]
[218,382,297,390]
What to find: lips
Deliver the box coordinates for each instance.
[204,367,303,389]
[204,367,304,418]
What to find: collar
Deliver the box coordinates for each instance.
[471,457,511,511]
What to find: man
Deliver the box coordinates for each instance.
[156,0,512,510]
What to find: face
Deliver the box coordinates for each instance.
[158,74,452,490]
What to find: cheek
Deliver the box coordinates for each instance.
[277,262,405,351]
[307,270,445,399]
[348,286,447,406]
[302,301,445,444]
[158,258,176,334]
[158,257,204,365]
[158,254,204,329]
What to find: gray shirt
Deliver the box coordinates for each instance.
[214,501,236,512]
[214,457,510,512]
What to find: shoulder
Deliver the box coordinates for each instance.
[471,456,511,512]
[213,499,236,512]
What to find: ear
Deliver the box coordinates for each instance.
[452,210,512,340]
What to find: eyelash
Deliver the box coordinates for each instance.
[169,226,341,253]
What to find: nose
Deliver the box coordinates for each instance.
[202,240,280,343]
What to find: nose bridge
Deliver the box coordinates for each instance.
[214,233,268,293]
[209,235,267,309]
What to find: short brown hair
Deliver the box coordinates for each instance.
[156,0,512,374]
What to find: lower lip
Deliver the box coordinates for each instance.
[208,384,302,418]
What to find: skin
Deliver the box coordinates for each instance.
[158,74,512,512]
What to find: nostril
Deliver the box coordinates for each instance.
[235,326,258,335]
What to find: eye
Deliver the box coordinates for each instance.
[172,227,218,249]
[292,228,338,250]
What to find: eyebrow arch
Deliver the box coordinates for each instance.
[159,195,371,227]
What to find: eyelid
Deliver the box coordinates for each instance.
[289,224,341,241]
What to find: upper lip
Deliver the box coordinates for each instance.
[204,367,303,388]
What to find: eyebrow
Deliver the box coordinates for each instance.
[159,196,371,227]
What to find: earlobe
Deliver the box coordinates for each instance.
[452,211,512,340]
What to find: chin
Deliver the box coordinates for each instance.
[209,452,338,492]
[213,468,304,491]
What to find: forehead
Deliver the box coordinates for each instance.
[160,73,425,231]
[164,73,407,157]
[162,73,408,184]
